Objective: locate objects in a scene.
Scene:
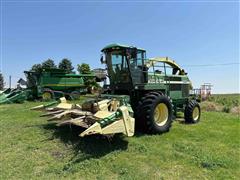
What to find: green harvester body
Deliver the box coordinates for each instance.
[24,69,94,100]
[101,43,195,116]
[98,43,201,135]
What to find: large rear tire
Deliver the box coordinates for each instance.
[184,100,201,123]
[135,92,174,134]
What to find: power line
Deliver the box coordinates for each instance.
[182,62,239,67]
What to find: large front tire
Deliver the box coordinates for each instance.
[136,92,174,134]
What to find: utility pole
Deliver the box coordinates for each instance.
[9,75,11,89]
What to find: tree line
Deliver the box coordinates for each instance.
[30,58,91,75]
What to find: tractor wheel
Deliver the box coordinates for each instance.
[70,91,80,100]
[42,89,54,101]
[184,100,201,123]
[136,92,174,134]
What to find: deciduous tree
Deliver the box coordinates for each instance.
[77,63,99,91]
[77,63,91,74]
[58,58,74,73]
[31,64,42,73]
[42,59,56,69]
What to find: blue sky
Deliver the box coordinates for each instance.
[1,1,239,93]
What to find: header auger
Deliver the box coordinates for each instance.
[32,43,201,137]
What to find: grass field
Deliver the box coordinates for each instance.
[209,94,240,107]
[0,101,240,179]
[200,94,240,114]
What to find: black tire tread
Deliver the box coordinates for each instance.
[135,92,174,134]
[184,100,201,123]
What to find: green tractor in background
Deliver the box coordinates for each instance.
[100,44,201,134]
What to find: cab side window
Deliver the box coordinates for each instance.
[153,62,165,74]
[165,64,174,75]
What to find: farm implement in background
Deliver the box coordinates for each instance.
[0,68,105,105]
[0,88,27,104]
[24,68,97,101]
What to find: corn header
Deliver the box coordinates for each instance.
[32,96,135,137]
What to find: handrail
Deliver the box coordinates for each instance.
[145,57,182,70]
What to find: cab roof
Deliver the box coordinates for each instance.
[101,43,146,52]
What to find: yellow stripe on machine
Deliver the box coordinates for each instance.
[44,84,85,87]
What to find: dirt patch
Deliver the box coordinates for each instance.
[230,106,240,115]
[200,101,223,112]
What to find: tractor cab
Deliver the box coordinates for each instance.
[101,44,146,93]
[101,43,190,99]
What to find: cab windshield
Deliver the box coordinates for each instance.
[106,49,146,85]
[107,50,129,83]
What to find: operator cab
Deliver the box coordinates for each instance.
[101,44,147,92]
[100,43,188,96]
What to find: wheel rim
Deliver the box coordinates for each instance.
[192,107,200,120]
[42,92,52,100]
[154,103,169,126]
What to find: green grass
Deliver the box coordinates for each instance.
[0,101,240,179]
[208,94,240,107]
